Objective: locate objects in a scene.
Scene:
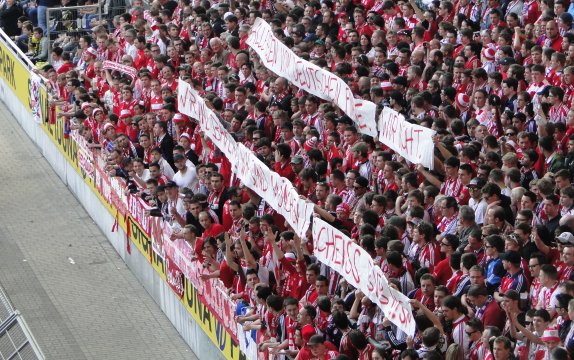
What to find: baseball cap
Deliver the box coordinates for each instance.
[336,203,351,217]
[500,251,522,265]
[165,180,178,188]
[556,232,574,245]
[284,252,297,261]
[397,29,411,37]
[499,57,516,66]
[290,155,304,165]
[466,177,486,189]
[380,81,393,91]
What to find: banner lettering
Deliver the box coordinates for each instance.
[246,18,377,138]
[313,218,415,336]
[72,131,95,182]
[378,107,436,169]
[178,81,313,237]
[166,252,184,298]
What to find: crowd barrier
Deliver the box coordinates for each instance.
[0,30,255,360]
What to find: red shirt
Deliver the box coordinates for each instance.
[279,257,308,299]
[433,256,453,285]
[219,259,236,289]
[446,270,463,294]
[273,161,296,182]
[133,49,147,69]
[57,62,75,74]
[479,298,506,329]
[413,288,435,311]
[356,23,374,37]
[203,223,225,238]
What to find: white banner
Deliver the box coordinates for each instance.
[247,18,378,138]
[72,130,95,181]
[177,81,313,237]
[234,144,313,236]
[313,218,416,336]
[29,72,43,124]
[237,322,258,360]
[378,107,436,169]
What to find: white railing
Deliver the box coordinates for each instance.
[0,29,36,71]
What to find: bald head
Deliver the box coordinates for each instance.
[546,20,559,39]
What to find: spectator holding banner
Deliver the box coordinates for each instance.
[18,0,574,358]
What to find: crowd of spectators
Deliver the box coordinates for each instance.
[5,0,574,358]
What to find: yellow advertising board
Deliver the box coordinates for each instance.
[0,39,49,121]
[0,36,245,360]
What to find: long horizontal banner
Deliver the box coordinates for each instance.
[178,79,413,336]
[313,218,415,336]
[378,107,436,169]
[247,17,378,138]
[178,80,314,237]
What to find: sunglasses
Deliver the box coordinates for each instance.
[506,132,515,136]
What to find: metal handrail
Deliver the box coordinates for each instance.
[46,4,102,63]
[0,28,53,90]
[45,4,102,11]
[0,28,36,71]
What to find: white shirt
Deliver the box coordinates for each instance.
[173,164,198,190]
[452,315,470,357]
[124,42,138,60]
[469,198,488,225]
[537,283,561,310]
[158,157,175,179]
[136,169,150,183]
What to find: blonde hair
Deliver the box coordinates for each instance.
[445,343,464,360]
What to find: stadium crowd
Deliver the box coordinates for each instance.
[4,0,574,358]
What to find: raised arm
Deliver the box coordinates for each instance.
[409,299,445,334]
[240,228,258,268]
[509,310,543,345]
[313,203,336,223]
[416,164,442,188]
[269,229,284,260]
[224,233,239,272]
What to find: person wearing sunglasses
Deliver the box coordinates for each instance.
[465,318,485,360]
[527,253,546,309]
